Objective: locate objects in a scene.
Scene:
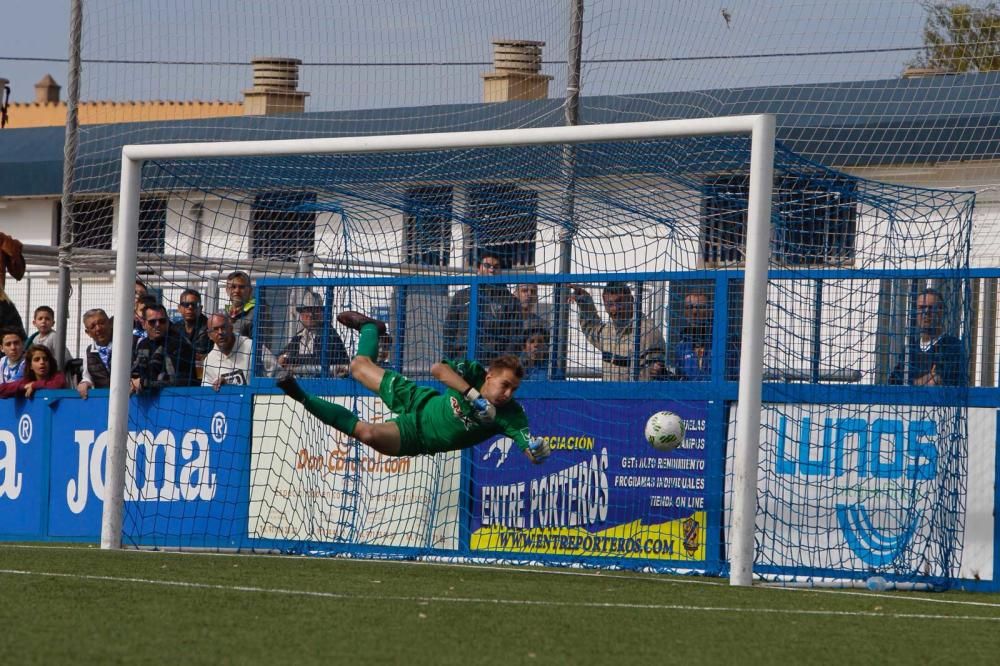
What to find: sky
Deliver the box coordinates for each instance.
[2,1,934,111]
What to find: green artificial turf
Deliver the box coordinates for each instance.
[2,543,999,665]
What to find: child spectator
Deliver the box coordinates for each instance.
[0,328,26,384]
[0,344,66,398]
[520,325,550,380]
[26,305,72,363]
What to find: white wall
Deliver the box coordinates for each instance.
[0,198,57,245]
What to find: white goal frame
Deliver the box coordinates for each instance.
[101,115,776,587]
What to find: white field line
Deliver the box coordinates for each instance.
[3,543,1000,612]
[2,567,1000,623]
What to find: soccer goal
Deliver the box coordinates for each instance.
[99,115,973,589]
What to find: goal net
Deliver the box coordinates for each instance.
[101,118,971,589]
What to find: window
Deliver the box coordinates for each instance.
[138,197,166,254]
[701,174,858,267]
[73,198,114,250]
[251,191,316,260]
[466,184,537,268]
[773,176,857,266]
[701,175,748,266]
[403,187,452,266]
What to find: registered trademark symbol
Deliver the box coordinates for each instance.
[18,414,33,443]
[211,412,228,443]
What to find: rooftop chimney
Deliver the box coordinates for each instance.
[34,74,61,104]
[482,40,552,102]
[242,57,309,115]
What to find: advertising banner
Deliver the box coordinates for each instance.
[0,398,50,536]
[46,391,251,546]
[740,403,968,576]
[470,399,709,562]
[249,395,461,550]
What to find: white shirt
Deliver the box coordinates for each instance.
[1,356,25,383]
[296,327,316,357]
[29,330,72,365]
[202,335,254,387]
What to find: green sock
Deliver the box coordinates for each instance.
[302,395,359,436]
[357,322,380,362]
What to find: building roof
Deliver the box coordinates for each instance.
[0,125,65,196]
[3,71,1000,197]
[5,100,248,129]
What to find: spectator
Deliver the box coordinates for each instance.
[134,294,157,340]
[77,308,121,399]
[670,291,740,381]
[444,251,523,363]
[276,291,349,377]
[378,333,393,365]
[520,325,550,380]
[130,304,197,392]
[0,328,26,384]
[647,355,676,380]
[202,313,254,390]
[0,344,66,398]
[889,288,965,386]
[171,288,212,361]
[568,282,666,381]
[133,279,151,334]
[226,270,255,338]
[26,305,72,364]
[516,283,553,333]
[674,292,712,380]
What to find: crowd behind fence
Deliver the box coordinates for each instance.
[2,254,996,390]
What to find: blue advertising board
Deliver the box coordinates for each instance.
[1,389,252,547]
[469,399,709,563]
[0,397,51,537]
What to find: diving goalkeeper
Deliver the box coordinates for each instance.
[276,310,551,463]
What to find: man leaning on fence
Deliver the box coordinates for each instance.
[130,304,197,392]
[276,290,349,377]
[77,308,121,399]
[202,312,255,390]
[569,281,666,381]
[888,287,966,387]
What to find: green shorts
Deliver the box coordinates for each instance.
[378,369,436,456]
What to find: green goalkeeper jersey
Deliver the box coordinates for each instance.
[415,359,531,453]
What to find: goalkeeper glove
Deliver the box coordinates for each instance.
[526,436,551,464]
[463,386,496,423]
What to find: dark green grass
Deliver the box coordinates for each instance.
[2,544,1000,665]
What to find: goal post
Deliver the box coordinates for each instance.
[101,114,775,584]
[730,114,775,586]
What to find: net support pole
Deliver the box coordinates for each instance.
[100,153,143,550]
[553,0,584,380]
[55,0,83,368]
[729,113,776,586]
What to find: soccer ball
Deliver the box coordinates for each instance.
[645,411,685,451]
